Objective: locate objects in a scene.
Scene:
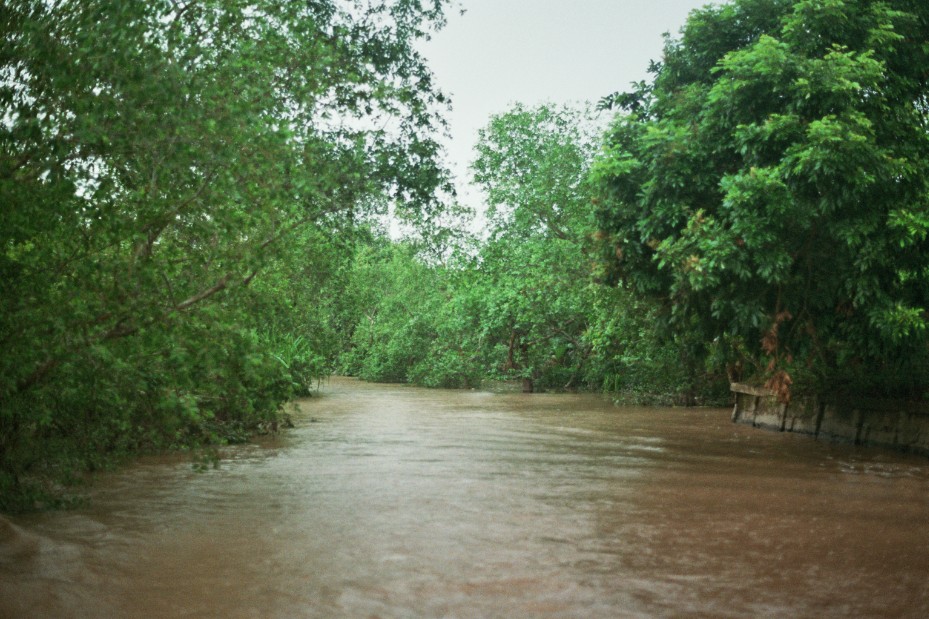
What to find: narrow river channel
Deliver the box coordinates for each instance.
[2,377,928,618]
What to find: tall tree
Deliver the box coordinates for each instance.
[594,0,929,399]
[470,104,602,391]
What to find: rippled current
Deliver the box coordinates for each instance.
[2,377,928,618]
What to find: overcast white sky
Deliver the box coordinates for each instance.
[418,0,713,210]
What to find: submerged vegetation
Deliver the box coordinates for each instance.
[3,0,928,510]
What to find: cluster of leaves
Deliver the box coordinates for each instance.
[337,238,482,387]
[593,0,929,399]
[0,0,453,511]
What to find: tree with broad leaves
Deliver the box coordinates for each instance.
[593,0,929,400]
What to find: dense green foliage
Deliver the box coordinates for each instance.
[594,0,929,400]
[337,104,705,400]
[0,0,453,510]
[466,104,699,396]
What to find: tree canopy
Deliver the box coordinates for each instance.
[593,0,929,399]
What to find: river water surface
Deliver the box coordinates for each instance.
[2,377,928,618]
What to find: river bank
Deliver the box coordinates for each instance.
[731,383,929,456]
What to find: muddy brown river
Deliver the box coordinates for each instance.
[1,377,928,618]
